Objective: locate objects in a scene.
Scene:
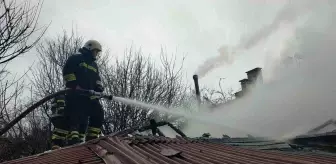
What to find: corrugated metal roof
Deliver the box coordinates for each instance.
[295,131,336,138]
[206,137,294,149]
[208,138,292,150]
[1,145,105,164]
[204,137,336,156]
[2,135,336,164]
[289,131,336,151]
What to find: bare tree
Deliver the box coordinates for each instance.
[0,28,80,161]
[0,68,28,138]
[0,80,51,161]
[0,73,37,161]
[201,78,235,108]
[31,29,83,98]
[0,0,48,64]
[0,0,48,138]
[99,47,191,133]
[0,112,49,162]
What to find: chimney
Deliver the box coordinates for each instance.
[234,67,263,99]
[246,67,263,85]
[239,79,250,92]
[193,75,201,106]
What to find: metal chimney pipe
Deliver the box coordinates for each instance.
[193,75,201,106]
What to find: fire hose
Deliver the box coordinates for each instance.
[0,88,113,136]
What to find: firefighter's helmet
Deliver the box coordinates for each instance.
[83,40,102,52]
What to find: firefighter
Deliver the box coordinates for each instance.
[62,40,105,146]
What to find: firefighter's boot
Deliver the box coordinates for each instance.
[51,128,68,150]
[85,126,101,142]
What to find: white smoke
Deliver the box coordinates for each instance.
[195,45,235,78]
[184,0,336,138]
[195,0,321,79]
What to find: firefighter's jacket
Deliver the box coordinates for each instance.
[62,48,104,93]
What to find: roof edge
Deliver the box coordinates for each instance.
[245,67,262,73]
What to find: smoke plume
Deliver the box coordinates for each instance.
[184,0,336,138]
[195,45,235,78]
[195,0,320,78]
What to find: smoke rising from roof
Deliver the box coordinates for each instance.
[195,0,320,79]
[185,0,336,138]
[195,45,235,78]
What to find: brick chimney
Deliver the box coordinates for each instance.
[239,79,250,92]
[234,67,263,99]
[246,67,263,85]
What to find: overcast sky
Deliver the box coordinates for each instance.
[8,0,287,93]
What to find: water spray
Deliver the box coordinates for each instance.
[0,88,274,139]
[112,96,263,137]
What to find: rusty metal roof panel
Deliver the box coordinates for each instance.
[91,136,336,164]
[204,137,297,151]
[3,136,336,164]
[1,145,105,164]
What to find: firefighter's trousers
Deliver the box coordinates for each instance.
[64,93,104,145]
[51,116,88,148]
[51,116,67,148]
